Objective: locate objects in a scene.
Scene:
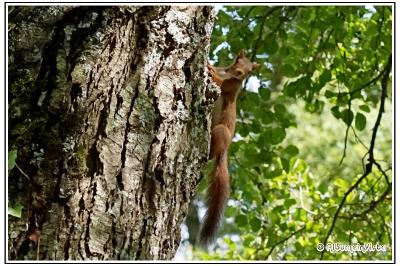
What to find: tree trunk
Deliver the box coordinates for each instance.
[8,6,216,260]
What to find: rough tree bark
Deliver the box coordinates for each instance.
[8,6,217,260]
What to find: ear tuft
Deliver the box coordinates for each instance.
[238,49,245,58]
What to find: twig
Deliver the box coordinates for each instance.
[339,99,352,165]
[374,160,390,185]
[339,125,350,165]
[15,163,31,182]
[350,126,369,151]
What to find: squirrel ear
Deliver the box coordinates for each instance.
[252,63,260,70]
[238,49,245,58]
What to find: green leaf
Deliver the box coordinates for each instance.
[249,217,262,231]
[260,111,274,125]
[230,140,243,154]
[281,158,290,173]
[279,46,291,57]
[269,127,286,145]
[295,209,307,221]
[264,38,279,55]
[236,215,248,228]
[243,234,255,247]
[225,206,237,217]
[8,203,23,218]
[334,177,350,190]
[259,88,271,101]
[242,186,253,201]
[318,70,332,88]
[318,182,329,194]
[330,106,341,119]
[305,100,324,113]
[297,76,312,97]
[325,90,336,98]
[359,105,371,113]
[269,211,280,224]
[355,112,367,131]
[306,220,314,230]
[279,222,287,231]
[284,145,299,157]
[274,104,286,116]
[283,81,298,98]
[224,237,236,250]
[336,228,349,242]
[284,198,296,208]
[365,23,378,37]
[291,158,306,173]
[8,149,17,171]
[337,93,351,106]
[341,109,354,126]
[281,64,297,77]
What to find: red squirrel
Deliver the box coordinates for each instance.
[200,50,260,245]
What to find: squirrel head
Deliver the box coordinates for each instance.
[233,49,260,80]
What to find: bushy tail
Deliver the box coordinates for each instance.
[199,125,231,245]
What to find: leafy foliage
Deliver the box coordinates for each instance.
[8,202,24,218]
[191,5,392,261]
[8,150,26,219]
[8,149,18,172]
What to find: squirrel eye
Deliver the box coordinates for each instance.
[236,69,244,76]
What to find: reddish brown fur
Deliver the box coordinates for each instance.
[199,126,229,244]
[200,50,260,245]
